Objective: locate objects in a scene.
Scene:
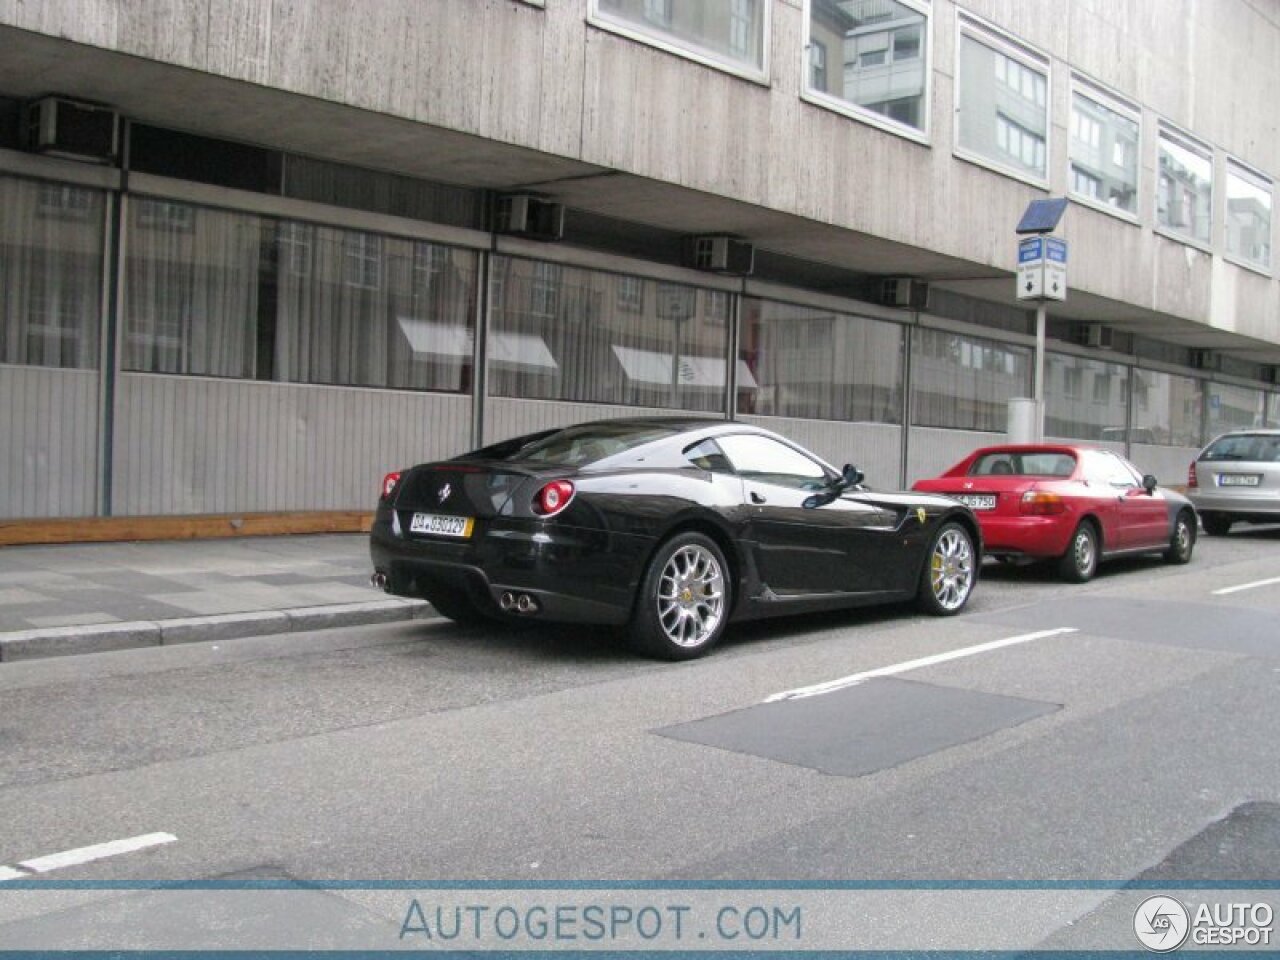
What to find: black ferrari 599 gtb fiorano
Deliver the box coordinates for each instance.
[370,418,981,659]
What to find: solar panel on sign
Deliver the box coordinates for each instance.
[1016,198,1069,234]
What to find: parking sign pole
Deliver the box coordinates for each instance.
[1034,303,1046,441]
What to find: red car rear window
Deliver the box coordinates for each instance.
[969,451,1076,477]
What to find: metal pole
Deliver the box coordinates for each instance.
[1033,303,1046,441]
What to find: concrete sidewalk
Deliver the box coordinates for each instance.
[0,534,432,662]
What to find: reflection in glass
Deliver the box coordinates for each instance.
[1158,130,1213,245]
[738,298,902,423]
[1207,382,1266,436]
[957,30,1048,178]
[1045,354,1128,441]
[807,0,927,133]
[1069,91,1139,214]
[912,329,1031,431]
[1226,164,1272,269]
[1131,369,1202,447]
[596,0,765,72]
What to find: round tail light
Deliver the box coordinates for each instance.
[534,480,575,517]
[381,471,402,500]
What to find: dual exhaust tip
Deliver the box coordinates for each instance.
[370,572,389,592]
[500,591,540,615]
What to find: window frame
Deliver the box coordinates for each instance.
[1154,120,1215,253]
[1224,156,1274,276]
[588,0,771,85]
[1066,75,1142,224]
[952,13,1051,189]
[800,0,933,146]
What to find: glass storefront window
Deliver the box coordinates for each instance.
[738,298,902,423]
[911,328,1031,431]
[1206,381,1266,437]
[591,0,767,78]
[0,176,104,369]
[1131,368,1202,446]
[1045,353,1128,441]
[805,0,929,136]
[124,196,477,392]
[488,257,728,413]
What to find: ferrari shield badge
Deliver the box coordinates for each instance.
[916,507,927,525]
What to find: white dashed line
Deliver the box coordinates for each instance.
[0,832,176,880]
[765,627,1079,703]
[1212,576,1280,596]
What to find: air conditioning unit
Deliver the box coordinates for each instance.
[1072,324,1114,350]
[1264,366,1280,385]
[495,194,565,241]
[1190,349,1219,371]
[684,235,755,276]
[22,96,119,162]
[879,278,929,310]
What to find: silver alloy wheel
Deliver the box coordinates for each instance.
[656,543,726,648]
[1174,518,1192,558]
[1073,526,1096,574]
[929,527,974,611]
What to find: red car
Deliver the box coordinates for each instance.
[912,444,1197,582]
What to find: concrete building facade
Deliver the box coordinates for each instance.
[0,0,1277,531]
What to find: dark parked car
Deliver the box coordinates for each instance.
[370,418,982,659]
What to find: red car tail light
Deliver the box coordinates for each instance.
[1188,461,1198,488]
[533,480,575,517]
[381,471,402,500]
[1020,491,1065,515]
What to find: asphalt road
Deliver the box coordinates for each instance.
[2,527,1279,948]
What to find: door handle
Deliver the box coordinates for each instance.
[750,491,767,505]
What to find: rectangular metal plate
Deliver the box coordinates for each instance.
[954,494,997,510]
[409,513,474,537]
[1218,474,1261,487]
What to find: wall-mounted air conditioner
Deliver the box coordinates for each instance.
[683,235,755,276]
[22,96,119,162]
[495,194,565,241]
[879,278,929,310]
[1190,349,1219,371]
[1072,324,1115,350]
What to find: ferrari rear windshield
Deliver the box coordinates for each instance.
[503,422,681,466]
[1201,434,1280,462]
[968,451,1076,477]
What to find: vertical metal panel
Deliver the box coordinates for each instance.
[907,427,1004,486]
[112,374,472,515]
[738,415,903,489]
[1128,444,1199,487]
[0,366,100,518]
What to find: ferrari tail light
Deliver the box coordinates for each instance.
[1188,461,1198,488]
[381,471,402,500]
[1020,491,1065,515]
[533,480,575,517]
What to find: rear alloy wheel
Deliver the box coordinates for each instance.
[916,522,976,616]
[1058,522,1099,583]
[1165,511,1196,564]
[630,532,730,660]
[1202,514,1233,537]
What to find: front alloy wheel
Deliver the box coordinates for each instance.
[917,522,976,616]
[630,532,730,660]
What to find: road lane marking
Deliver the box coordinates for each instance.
[5,832,177,877]
[765,627,1079,703]
[1212,576,1280,596]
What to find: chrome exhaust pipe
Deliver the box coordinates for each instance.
[370,572,388,592]
[500,591,517,611]
[516,593,535,614]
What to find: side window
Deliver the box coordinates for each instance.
[717,434,830,490]
[1084,450,1137,487]
[683,438,734,474]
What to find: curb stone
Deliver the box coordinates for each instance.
[0,598,435,663]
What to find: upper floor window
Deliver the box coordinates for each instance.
[1226,160,1273,271]
[1069,83,1140,218]
[591,0,767,80]
[956,18,1049,184]
[804,0,930,139]
[1157,124,1213,247]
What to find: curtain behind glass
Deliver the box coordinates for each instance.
[1131,369,1202,446]
[489,256,727,413]
[124,199,259,378]
[738,298,902,423]
[0,177,104,369]
[274,226,475,392]
[911,328,1031,431]
[1045,353,1129,441]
